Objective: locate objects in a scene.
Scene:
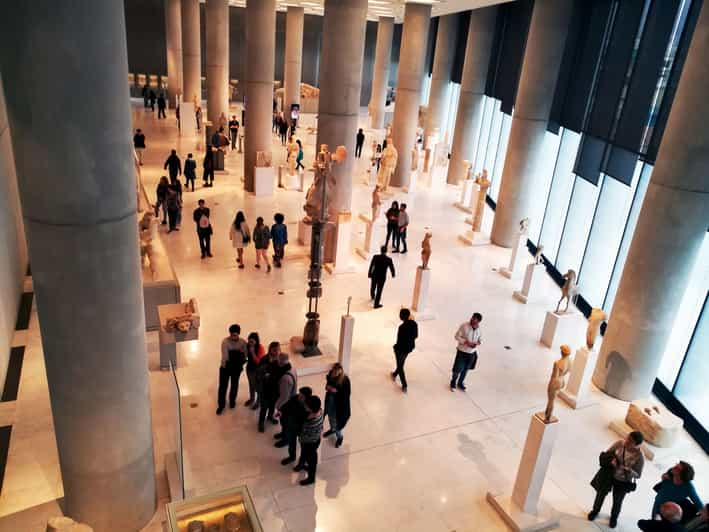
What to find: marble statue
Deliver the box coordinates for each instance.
[47,517,94,532]
[163,299,200,333]
[286,136,299,175]
[555,269,579,313]
[377,138,398,191]
[472,170,490,232]
[534,245,544,265]
[411,145,419,171]
[519,217,530,234]
[544,344,572,423]
[421,232,432,270]
[586,308,607,349]
[303,144,346,222]
[462,160,474,181]
[384,123,392,140]
[371,185,382,221]
[218,112,228,131]
[256,150,272,167]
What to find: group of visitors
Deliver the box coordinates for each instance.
[274,112,294,145]
[216,324,351,486]
[141,84,167,118]
[383,200,409,253]
[228,211,288,271]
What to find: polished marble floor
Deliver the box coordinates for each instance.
[0,101,707,531]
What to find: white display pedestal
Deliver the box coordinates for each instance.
[356,214,382,260]
[430,164,447,190]
[540,311,586,350]
[297,219,312,247]
[403,169,418,194]
[285,171,301,190]
[278,165,286,188]
[514,264,546,304]
[411,267,435,320]
[455,179,475,211]
[338,314,355,374]
[487,413,560,532]
[325,212,355,274]
[157,301,200,370]
[254,167,275,196]
[180,102,196,134]
[559,346,599,409]
[458,230,490,246]
[499,232,529,279]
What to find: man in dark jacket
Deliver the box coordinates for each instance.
[355,128,365,158]
[258,342,285,432]
[184,153,197,191]
[203,146,215,187]
[368,246,395,308]
[193,199,212,258]
[275,387,313,465]
[164,149,182,183]
[391,308,418,392]
[157,92,167,118]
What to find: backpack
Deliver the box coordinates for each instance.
[199,214,210,229]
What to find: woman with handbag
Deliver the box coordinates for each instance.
[229,211,250,269]
[323,363,351,448]
[588,431,645,528]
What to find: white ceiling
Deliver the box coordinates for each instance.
[224,0,511,23]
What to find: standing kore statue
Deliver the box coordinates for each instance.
[544,344,572,422]
[421,232,432,269]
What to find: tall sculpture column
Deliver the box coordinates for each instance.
[206,0,229,122]
[0,2,156,531]
[391,2,431,188]
[593,1,709,400]
[447,7,496,185]
[181,0,201,105]
[490,0,573,247]
[368,16,395,130]
[244,0,276,191]
[165,0,183,108]
[284,6,304,127]
[316,0,368,214]
[423,14,458,148]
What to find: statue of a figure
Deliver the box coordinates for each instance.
[371,185,382,221]
[256,150,272,167]
[555,269,579,313]
[462,160,474,181]
[378,138,398,191]
[421,232,432,269]
[472,170,490,232]
[544,344,572,422]
[411,145,419,171]
[519,217,530,234]
[286,136,299,175]
[534,245,545,265]
[586,308,607,349]
[303,144,346,222]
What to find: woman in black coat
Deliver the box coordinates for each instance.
[323,363,351,448]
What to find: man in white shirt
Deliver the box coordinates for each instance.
[451,312,482,391]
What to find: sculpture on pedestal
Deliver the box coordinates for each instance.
[472,170,490,232]
[462,160,473,181]
[303,144,339,222]
[411,144,419,171]
[256,150,272,167]
[377,138,398,191]
[371,185,381,222]
[555,269,578,313]
[163,299,200,333]
[586,308,607,349]
[534,245,545,265]
[544,344,572,422]
[421,232,432,269]
[519,217,530,235]
[286,136,299,175]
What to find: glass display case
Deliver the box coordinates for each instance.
[166,485,263,532]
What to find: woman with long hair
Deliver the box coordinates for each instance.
[296,140,305,170]
[228,210,250,268]
[252,216,272,272]
[323,362,351,448]
[245,332,266,407]
[384,200,399,251]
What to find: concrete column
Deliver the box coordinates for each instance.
[244,0,276,192]
[368,16,395,130]
[593,1,709,401]
[284,6,304,126]
[206,0,229,122]
[0,2,156,531]
[316,0,368,213]
[490,0,573,247]
[165,0,183,108]
[447,7,496,185]
[423,14,458,148]
[181,0,201,105]
[391,2,431,188]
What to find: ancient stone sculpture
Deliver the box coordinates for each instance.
[287,136,299,175]
[534,245,545,265]
[256,150,272,167]
[224,512,242,532]
[472,170,490,232]
[555,269,579,313]
[519,217,530,235]
[164,299,200,333]
[421,232,432,269]
[462,160,474,181]
[303,144,346,222]
[411,145,419,171]
[371,185,382,222]
[586,308,607,349]
[377,138,398,191]
[47,517,94,532]
[544,344,572,423]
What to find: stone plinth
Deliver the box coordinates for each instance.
[559,346,599,409]
[411,267,435,320]
[455,179,475,210]
[254,167,275,196]
[539,311,586,350]
[626,399,683,448]
[499,231,528,279]
[458,230,490,247]
[356,214,382,260]
[513,263,546,304]
[403,169,418,194]
[338,314,355,374]
[325,211,355,274]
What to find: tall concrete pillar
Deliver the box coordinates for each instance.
[423,14,458,148]
[391,2,431,188]
[368,16,395,130]
[284,6,304,126]
[206,0,229,122]
[593,2,709,401]
[165,0,183,108]
[316,0,368,214]
[182,0,201,104]
[244,0,276,192]
[0,2,156,531]
[490,0,573,247]
[447,7,496,185]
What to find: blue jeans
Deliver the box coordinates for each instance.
[451,350,477,386]
[325,395,342,438]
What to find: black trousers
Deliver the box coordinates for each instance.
[218,366,242,409]
[592,482,628,522]
[197,229,211,256]
[370,278,385,306]
[167,209,178,230]
[355,143,363,158]
[385,223,399,249]
[258,398,276,428]
[398,228,407,252]
[230,130,238,149]
[185,177,195,191]
[297,440,321,481]
[392,347,410,388]
[203,168,214,184]
[169,170,178,183]
[158,107,166,118]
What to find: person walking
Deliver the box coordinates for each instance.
[276,387,313,466]
[588,431,645,528]
[368,246,395,309]
[202,146,215,187]
[157,92,167,119]
[384,201,400,251]
[652,462,703,519]
[252,217,272,272]
[155,176,170,225]
[323,363,351,447]
[133,129,146,165]
[228,211,250,269]
[271,213,288,268]
[293,395,324,486]
[184,153,197,191]
[397,203,410,253]
[165,181,182,232]
[229,115,240,150]
[279,117,289,145]
[216,324,247,415]
[193,199,213,258]
[195,106,202,131]
[450,312,483,391]
[391,308,418,392]
[258,342,284,432]
[355,128,365,158]
[164,149,182,183]
[244,332,265,407]
[296,139,305,170]
[374,144,382,172]
[142,83,149,108]
[149,89,157,111]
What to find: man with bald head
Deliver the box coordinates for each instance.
[638,502,686,531]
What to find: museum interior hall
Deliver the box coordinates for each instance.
[0,0,708,531]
